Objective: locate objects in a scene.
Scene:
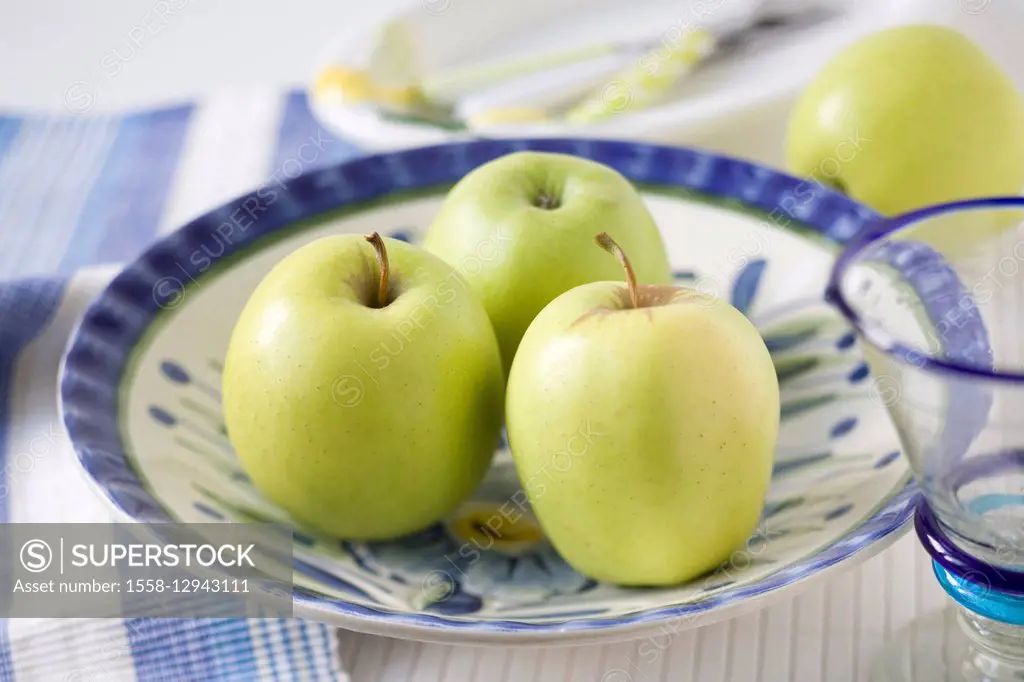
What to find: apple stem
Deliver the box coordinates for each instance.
[364,232,390,308]
[595,232,639,309]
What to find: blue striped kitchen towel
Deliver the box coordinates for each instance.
[0,89,363,681]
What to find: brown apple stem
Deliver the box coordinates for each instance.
[595,232,638,309]
[364,232,390,308]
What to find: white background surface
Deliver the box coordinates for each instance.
[3,0,1024,120]
[0,0,410,114]
[2,1,1021,680]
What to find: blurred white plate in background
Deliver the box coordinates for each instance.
[307,0,1024,169]
[308,0,884,166]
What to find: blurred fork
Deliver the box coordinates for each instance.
[461,0,843,128]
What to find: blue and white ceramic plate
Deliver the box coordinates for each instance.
[60,139,915,646]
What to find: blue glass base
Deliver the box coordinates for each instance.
[880,498,1024,680]
[933,561,1024,626]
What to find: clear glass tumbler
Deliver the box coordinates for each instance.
[827,197,1024,681]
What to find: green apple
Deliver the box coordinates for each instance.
[505,234,779,586]
[422,151,673,374]
[786,24,1024,220]
[222,233,504,540]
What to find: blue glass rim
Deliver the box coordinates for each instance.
[915,497,1024,595]
[825,196,1024,384]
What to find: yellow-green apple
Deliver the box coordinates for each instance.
[222,233,504,540]
[422,151,673,374]
[505,233,779,586]
[786,25,1024,221]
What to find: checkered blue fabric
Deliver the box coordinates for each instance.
[0,90,361,682]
